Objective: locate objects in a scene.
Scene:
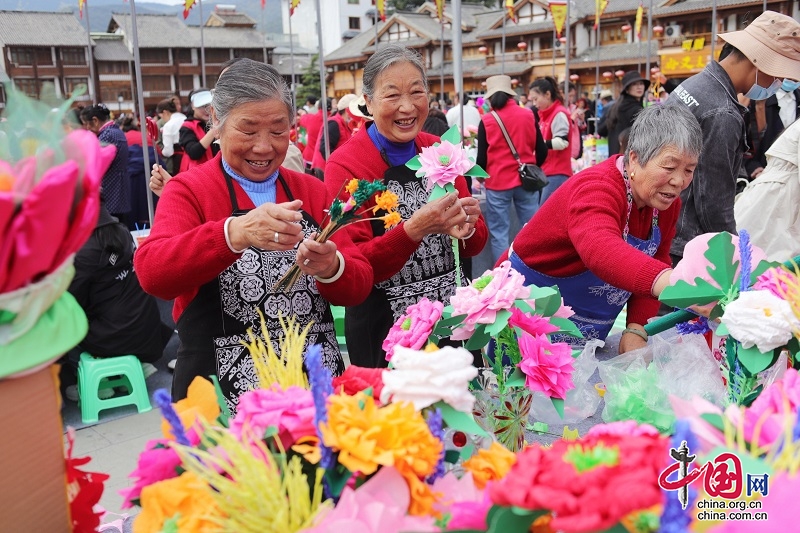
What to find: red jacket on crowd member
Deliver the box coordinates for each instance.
[538,100,576,177]
[299,111,324,164]
[311,112,353,172]
[177,119,213,173]
[479,98,542,191]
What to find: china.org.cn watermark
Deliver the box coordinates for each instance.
[658,441,769,522]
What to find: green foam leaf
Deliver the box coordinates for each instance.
[737,344,773,374]
[438,401,488,436]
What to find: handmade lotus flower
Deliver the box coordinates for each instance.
[450,261,530,340]
[416,140,474,191]
[670,233,767,291]
[229,385,317,448]
[508,307,559,338]
[380,345,478,412]
[721,290,800,353]
[518,333,575,400]
[382,297,444,360]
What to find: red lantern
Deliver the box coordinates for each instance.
[559,36,567,43]
[569,73,579,82]
[602,71,613,79]
[653,24,664,35]
[621,23,632,32]
[478,45,488,54]
[517,41,527,50]
[615,69,625,79]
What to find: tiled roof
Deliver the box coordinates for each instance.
[110,13,197,48]
[0,11,91,47]
[394,13,448,40]
[477,19,555,39]
[92,37,133,62]
[464,10,505,43]
[187,26,274,49]
[324,21,380,63]
[207,12,257,27]
[474,60,533,78]
[653,0,760,16]
[573,41,659,64]
[362,37,432,54]
[427,59,488,77]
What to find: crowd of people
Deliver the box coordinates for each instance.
[57,11,800,413]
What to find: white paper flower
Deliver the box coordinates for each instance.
[721,290,800,353]
[380,346,478,413]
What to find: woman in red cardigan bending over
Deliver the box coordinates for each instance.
[499,104,703,354]
[325,44,488,368]
[136,59,372,411]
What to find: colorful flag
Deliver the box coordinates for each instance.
[290,0,300,16]
[635,3,643,38]
[505,0,517,24]
[376,0,386,21]
[435,0,445,21]
[593,0,609,29]
[183,0,195,20]
[549,0,567,38]
[78,0,85,19]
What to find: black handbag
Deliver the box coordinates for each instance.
[490,111,549,195]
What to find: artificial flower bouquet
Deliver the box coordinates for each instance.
[274,178,400,291]
[0,86,115,375]
[660,231,800,406]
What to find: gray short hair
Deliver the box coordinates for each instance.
[212,58,293,129]
[362,44,427,99]
[625,103,703,167]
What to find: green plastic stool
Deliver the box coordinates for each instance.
[77,352,152,424]
[330,305,346,349]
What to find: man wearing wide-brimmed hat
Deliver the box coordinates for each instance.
[667,10,800,263]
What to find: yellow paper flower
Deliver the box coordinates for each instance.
[381,210,402,229]
[292,435,322,464]
[161,376,220,441]
[373,190,399,213]
[345,178,359,194]
[462,442,517,489]
[133,472,223,533]
[320,392,442,478]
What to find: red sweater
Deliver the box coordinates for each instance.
[481,99,540,191]
[135,154,373,322]
[499,155,676,326]
[538,101,574,177]
[324,127,488,283]
[300,112,323,163]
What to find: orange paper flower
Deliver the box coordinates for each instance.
[133,472,223,533]
[160,377,220,441]
[320,392,442,476]
[345,178,359,194]
[373,189,399,213]
[462,442,517,489]
[381,211,402,229]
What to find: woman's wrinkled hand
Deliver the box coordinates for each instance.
[404,192,468,242]
[149,164,172,197]
[449,195,481,239]
[297,232,339,279]
[228,199,304,251]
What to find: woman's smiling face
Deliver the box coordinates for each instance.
[365,61,429,144]
[216,99,290,182]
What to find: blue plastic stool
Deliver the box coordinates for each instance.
[77,352,152,424]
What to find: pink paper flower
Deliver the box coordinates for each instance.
[508,307,558,337]
[415,140,473,191]
[754,267,794,299]
[518,333,575,399]
[382,297,444,361]
[739,367,800,447]
[709,473,799,533]
[430,472,491,530]
[300,466,438,533]
[120,438,185,508]
[450,261,530,340]
[670,233,768,290]
[586,421,660,438]
[229,386,316,448]
[554,298,575,319]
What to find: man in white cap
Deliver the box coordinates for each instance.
[311,93,358,176]
[666,11,800,263]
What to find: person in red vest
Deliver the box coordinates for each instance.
[299,96,323,168]
[311,93,358,177]
[177,88,217,174]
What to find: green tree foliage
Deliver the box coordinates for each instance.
[296,55,321,105]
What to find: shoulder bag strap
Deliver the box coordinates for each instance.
[490,110,522,165]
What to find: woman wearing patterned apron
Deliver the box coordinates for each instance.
[325,45,489,367]
[136,60,373,411]
[498,104,703,354]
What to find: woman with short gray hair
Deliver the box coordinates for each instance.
[499,103,702,354]
[325,44,488,368]
[136,58,373,410]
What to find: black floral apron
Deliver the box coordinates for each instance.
[345,162,465,367]
[173,165,343,413]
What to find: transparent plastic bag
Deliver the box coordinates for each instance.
[598,333,726,432]
[529,339,603,424]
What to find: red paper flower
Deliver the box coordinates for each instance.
[65,428,110,533]
[490,431,667,533]
[332,365,385,400]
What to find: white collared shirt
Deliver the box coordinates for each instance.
[776,89,797,130]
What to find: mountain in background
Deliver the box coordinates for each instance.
[0,0,284,34]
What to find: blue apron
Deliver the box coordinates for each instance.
[509,170,660,347]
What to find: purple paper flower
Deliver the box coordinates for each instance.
[425,408,445,484]
[305,344,335,470]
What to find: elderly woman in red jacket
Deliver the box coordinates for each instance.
[136,59,372,411]
[500,104,703,354]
